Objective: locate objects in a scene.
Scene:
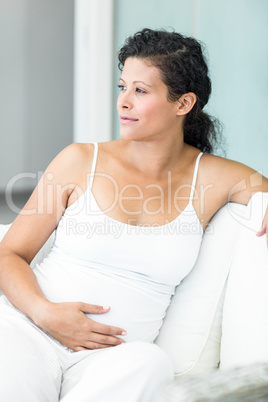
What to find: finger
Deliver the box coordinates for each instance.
[73,346,90,352]
[256,226,268,248]
[256,214,267,237]
[73,342,119,352]
[256,217,268,248]
[256,226,266,236]
[84,341,122,350]
[87,332,125,346]
[78,303,111,315]
[91,322,127,337]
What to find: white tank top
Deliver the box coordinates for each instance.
[33,144,203,343]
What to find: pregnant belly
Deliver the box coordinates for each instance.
[33,259,171,343]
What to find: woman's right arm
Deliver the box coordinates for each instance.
[0,143,126,351]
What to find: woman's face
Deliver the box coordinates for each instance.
[117,57,180,142]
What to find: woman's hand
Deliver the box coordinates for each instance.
[35,302,127,352]
[256,206,268,248]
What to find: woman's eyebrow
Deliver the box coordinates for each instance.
[119,78,152,87]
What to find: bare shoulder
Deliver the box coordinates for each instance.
[0,142,96,264]
[51,142,95,174]
[199,153,268,205]
[201,153,256,173]
[46,142,97,191]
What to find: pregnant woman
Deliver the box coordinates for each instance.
[0,28,267,401]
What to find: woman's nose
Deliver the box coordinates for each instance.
[118,91,133,109]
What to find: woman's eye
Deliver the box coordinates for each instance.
[117,85,146,94]
[136,88,146,94]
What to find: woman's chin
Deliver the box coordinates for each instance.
[119,129,153,142]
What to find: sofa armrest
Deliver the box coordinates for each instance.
[220,192,268,369]
[155,202,247,376]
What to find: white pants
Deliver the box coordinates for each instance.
[0,303,173,401]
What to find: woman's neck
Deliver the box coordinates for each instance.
[121,136,189,180]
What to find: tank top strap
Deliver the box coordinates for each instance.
[88,142,99,191]
[189,152,203,204]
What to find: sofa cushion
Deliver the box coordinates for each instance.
[155,202,247,376]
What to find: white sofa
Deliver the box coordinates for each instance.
[0,192,268,398]
[156,192,268,376]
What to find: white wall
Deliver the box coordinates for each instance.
[0,0,74,192]
[0,0,29,191]
[196,0,268,176]
[114,0,268,176]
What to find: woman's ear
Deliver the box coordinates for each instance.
[176,93,197,115]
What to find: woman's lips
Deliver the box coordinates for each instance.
[120,115,139,124]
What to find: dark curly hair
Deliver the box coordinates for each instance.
[118,28,221,153]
